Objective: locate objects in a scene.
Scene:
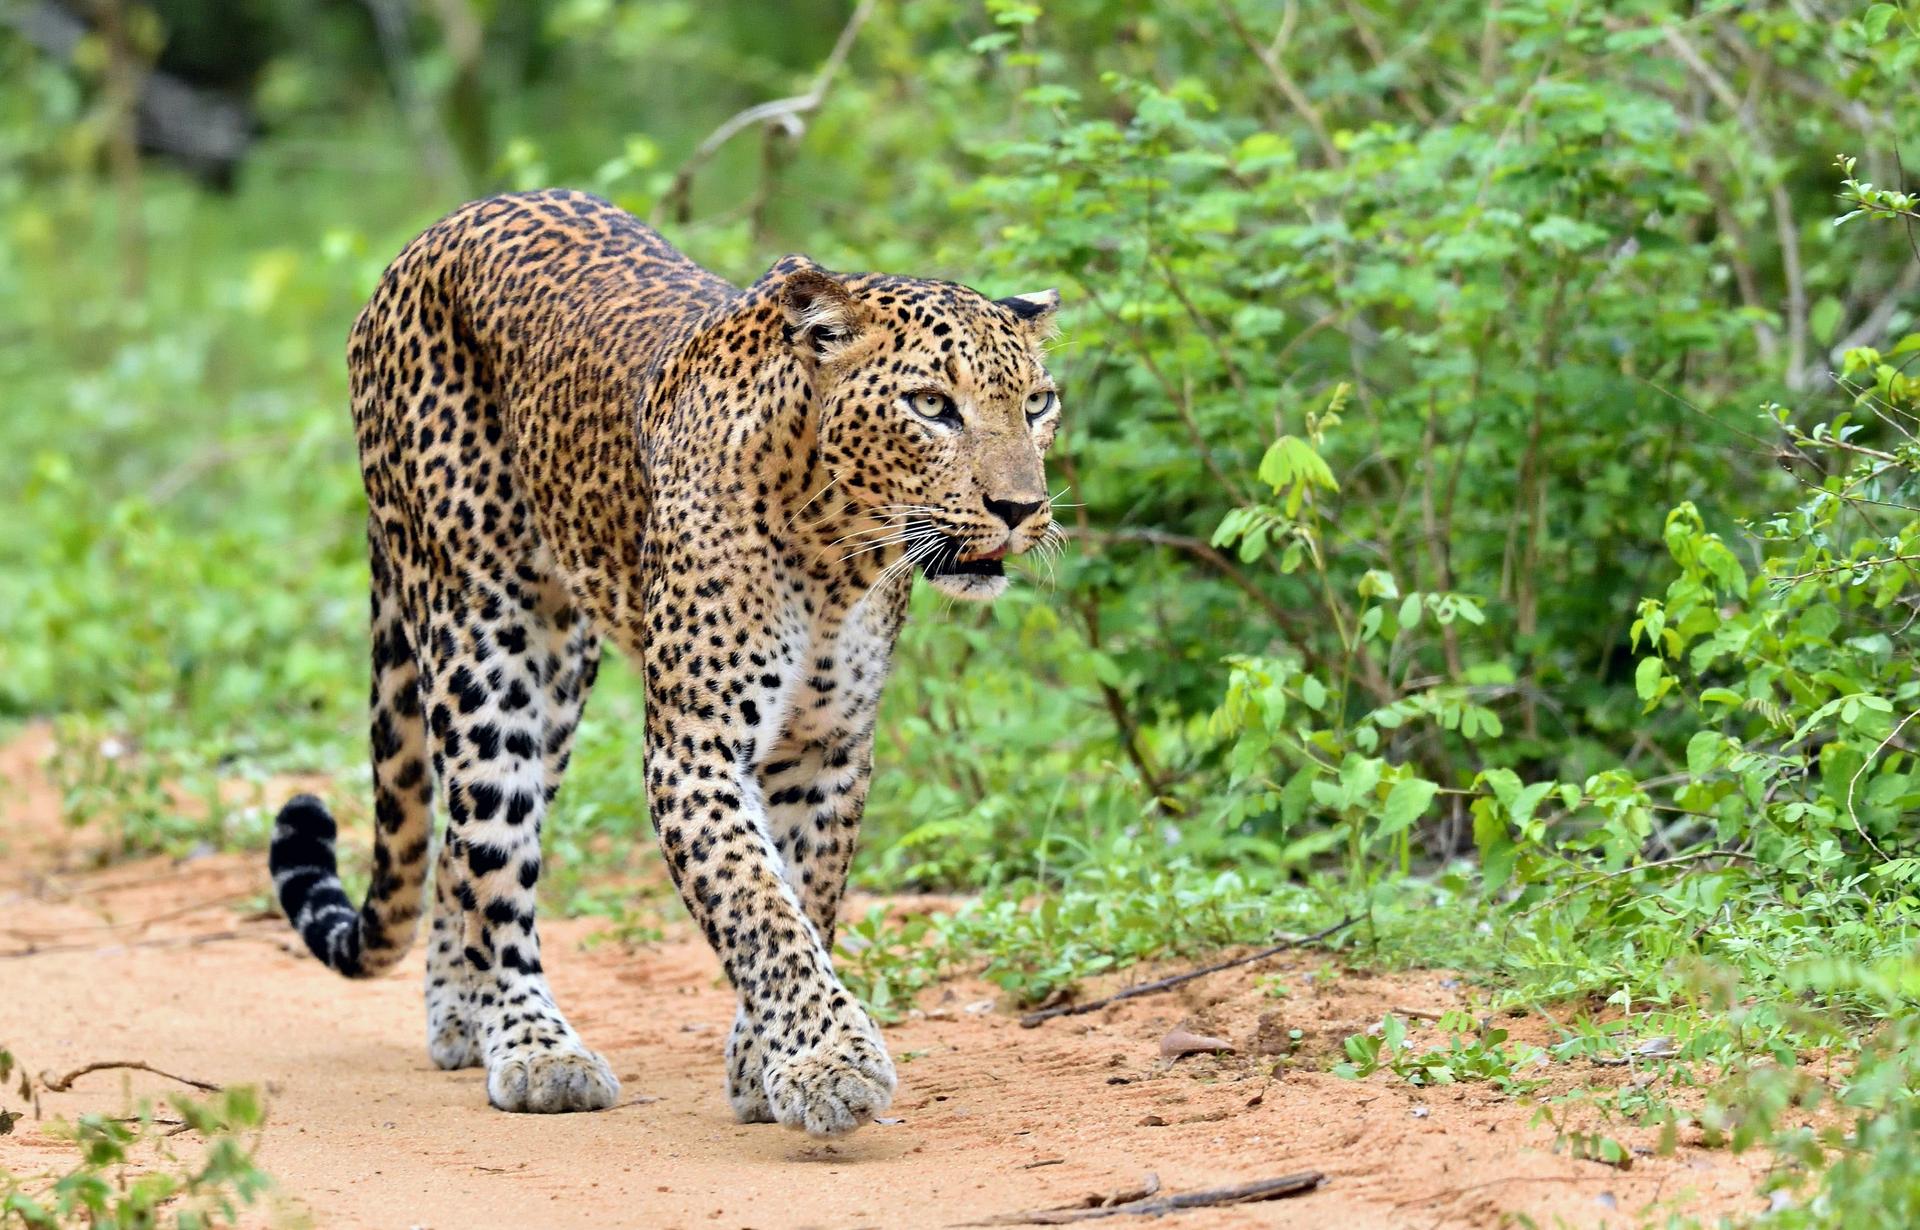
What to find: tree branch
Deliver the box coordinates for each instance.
[1220,1,1342,167]
[654,0,876,226]
[1655,23,1809,389]
[1018,916,1358,1027]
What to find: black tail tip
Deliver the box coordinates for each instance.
[270,794,339,879]
[277,794,336,839]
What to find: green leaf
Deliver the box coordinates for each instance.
[1280,766,1316,828]
[1635,658,1665,702]
[1509,781,1554,829]
[1811,295,1844,345]
[1257,436,1339,495]
[1378,777,1440,839]
[1687,729,1727,778]
[1479,768,1523,808]
[1473,798,1517,892]
[1340,756,1383,800]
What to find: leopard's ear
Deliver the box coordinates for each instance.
[776,258,866,362]
[996,288,1061,340]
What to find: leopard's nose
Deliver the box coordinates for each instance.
[983,494,1045,530]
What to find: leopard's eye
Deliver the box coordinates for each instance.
[1025,388,1058,422]
[904,389,960,425]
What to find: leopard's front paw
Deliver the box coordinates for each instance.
[762,1022,895,1137]
[486,1041,620,1113]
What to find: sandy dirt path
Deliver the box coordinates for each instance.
[0,727,1773,1229]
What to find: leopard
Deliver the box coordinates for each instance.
[267,188,1062,1135]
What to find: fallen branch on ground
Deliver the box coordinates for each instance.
[41,1060,221,1094]
[963,1172,1325,1224]
[1018,916,1357,1027]
[2,928,251,960]
[2,892,252,941]
[1393,1172,1613,1209]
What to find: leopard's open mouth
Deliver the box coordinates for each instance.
[911,522,1006,579]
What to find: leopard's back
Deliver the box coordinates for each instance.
[349,189,735,626]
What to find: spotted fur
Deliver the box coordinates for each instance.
[268,190,1061,1130]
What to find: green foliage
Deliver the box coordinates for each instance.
[9,0,1920,1215]
[1333,1011,1548,1095]
[837,847,1345,1011]
[0,1072,271,1230]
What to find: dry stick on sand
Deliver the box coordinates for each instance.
[1018,916,1358,1028]
[2,928,251,960]
[41,1060,222,1094]
[964,1172,1326,1225]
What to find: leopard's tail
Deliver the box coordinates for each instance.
[271,795,384,977]
[269,535,438,978]
[269,285,442,978]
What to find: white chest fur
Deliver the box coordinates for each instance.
[757,582,901,760]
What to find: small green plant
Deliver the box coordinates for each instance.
[835,907,948,1023]
[1334,1011,1548,1094]
[0,1051,30,1139]
[574,894,668,952]
[1552,1126,1635,1171]
[0,1078,272,1230]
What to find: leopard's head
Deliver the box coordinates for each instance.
[774,258,1062,601]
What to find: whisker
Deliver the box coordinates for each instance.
[876,536,934,590]
[817,504,943,548]
[838,532,928,564]
[823,518,918,550]
[874,530,935,584]
[782,473,844,533]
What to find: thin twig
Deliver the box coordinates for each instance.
[2,893,252,942]
[1071,278,1249,505]
[963,1172,1325,1225]
[1791,432,1903,466]
[360,0,457,186]
[1654,22,1808,389]
[1845,708,1916,863]
[1514,849,1756,920]
[1063,527,1299,633]
[1074,588,1172,803]
[654,0,876,225]
[1220,1,1341,167]
[1772,554,1920,584]
[1832,261,1920,358]
[1019,917,1357,1028]
[42,1060,222,1094]
[1,929,251,960]
[1396,1173,1616,1213]
[1337,0,1433,121]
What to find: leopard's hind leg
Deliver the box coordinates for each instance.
[422,573,598,1075]
[406,556,615,1113]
